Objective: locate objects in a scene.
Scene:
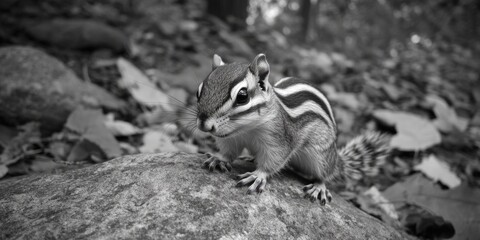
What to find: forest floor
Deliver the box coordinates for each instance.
[0,0,479,239]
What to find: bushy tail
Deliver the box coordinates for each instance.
[339,132,391,182]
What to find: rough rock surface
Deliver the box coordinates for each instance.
[0,153,408,240]
[0,46,126,133]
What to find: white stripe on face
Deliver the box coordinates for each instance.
[230,79,248,100]
[245,71,257,91]
[230,94,266,117]
[211,79,248,117]
[274,84,335,125]
[197,82,204,99]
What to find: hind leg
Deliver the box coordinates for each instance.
[303,181,333,206]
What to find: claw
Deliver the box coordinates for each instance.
[326,191,332,203]
[302,182,332,206]
[202,154,231,172]
[236,171,268,194]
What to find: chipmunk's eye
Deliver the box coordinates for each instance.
[236,88,249,105]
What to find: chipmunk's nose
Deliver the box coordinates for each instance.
[198,113,215,132]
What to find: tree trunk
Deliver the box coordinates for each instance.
[301,0,320,43]
[207,0,249,29]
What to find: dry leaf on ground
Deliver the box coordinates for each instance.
[426,95,468,133]
[139,130,179,153]
[414,155,461,188]
[29,157,63,173]
[104,113,142,136]
[383,174,480,240]
[117,58,172,110]
[66,107,121,159]
[0,164,8,178]
[0,122,41,166]
[373,110,441,151]
[174,141,198,153]
[67,139,106,163]
[357,186,399,224]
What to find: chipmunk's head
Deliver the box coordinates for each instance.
[196,53,272,138]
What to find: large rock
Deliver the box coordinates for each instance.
[25,19,129,52]
[0,46,126,133]
[0,153,408,239]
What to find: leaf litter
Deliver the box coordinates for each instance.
[383,174,480,240]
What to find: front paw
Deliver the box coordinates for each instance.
[202,153,232,172]
[236,170,267,194]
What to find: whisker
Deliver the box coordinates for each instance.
[132,80,197,110]
[138,102,198,115]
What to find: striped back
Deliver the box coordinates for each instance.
[273,77,336,129]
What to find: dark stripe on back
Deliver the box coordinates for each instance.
[282,110,330,129]
[275,90,334,124]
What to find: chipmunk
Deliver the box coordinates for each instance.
[196,53,390,205]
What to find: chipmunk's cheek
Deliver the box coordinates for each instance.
[211,123,237,138]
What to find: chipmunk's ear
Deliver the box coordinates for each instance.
[249,53,270,91]
[212,54,225,69]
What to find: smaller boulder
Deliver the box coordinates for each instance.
[0,46,126,133]
[25,19,129,53]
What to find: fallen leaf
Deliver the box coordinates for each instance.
[147,54,211,93]
[0,164,8,178]
[166,87,189,106]
[116,58,172,110]
[380,83,401,101]
[0,122,41,166]
[104,113,142,136]
[48,142,72,161]
[29,157,62,173]
[358,186,399,223]
[414,155,461,188]
[174,141,198,153]
[136,108,179,126]
[67,139,106,163]
[66,107,121,159]
[139,130,179,153]
[383,174,480,240]
[119,142,138,155]
[160,123,180,136]
[426,95,468,132]
[373,110,441,151]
